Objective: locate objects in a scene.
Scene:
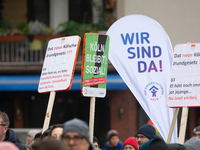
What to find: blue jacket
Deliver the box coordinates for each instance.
[103,141,123,150]
[4,129,26,150]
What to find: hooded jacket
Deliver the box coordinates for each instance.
[3,129,26,150]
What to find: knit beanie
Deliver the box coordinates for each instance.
[107,130,119,140]
[167,143,186,150]
[147,137,170,150]
[183,137,200,150]
[63,118,95,150]
[193,126,200,134]
[34,132,42,140]
[27,129,41,139]
[137,125,156,139]
[123,137,138,150]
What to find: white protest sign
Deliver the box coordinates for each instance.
[167,43,200,107]
[107,14,177,142]
[38,36,81,93]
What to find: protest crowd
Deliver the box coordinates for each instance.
[0,110,200,150]
[1,0,200,150]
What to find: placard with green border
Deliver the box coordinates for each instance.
[81,33,110,98]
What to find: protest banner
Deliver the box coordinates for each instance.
[167,43,200,143]
[38,36,81,132]
[81,33,110,141]
[107,14,177,142]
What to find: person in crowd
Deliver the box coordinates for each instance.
[140,137,169,150]
[27,130,41,149]
[93,136,101,150]
[0,111,26,150]
[183,137,200,150]
[32,139,67,150]
[26,129,41,146]
[123,137,138,150]
[0,141,20,150]
[192,126,200,139]
[139,139,152,150]
[61,118,95,150]
[136,124,156,148]
[48,124,63,140]
[103,129,123,150]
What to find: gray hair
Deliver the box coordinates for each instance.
[0,111,10,126]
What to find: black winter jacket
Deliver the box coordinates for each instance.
[3,129,26,150]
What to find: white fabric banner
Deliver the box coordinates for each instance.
[107,14,177,142]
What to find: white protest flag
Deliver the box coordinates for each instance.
[107,15,177,142]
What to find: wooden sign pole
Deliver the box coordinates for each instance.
[178,106,189,144]
[42,91,56,133]
[89,97,96,142]
[166,108,180,143]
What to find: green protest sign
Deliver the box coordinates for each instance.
[81,33,110,98]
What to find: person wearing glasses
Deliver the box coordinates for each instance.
[0,111,26,150]
[135,124,156,148]
[193,126,200,139]
[61,118,95,150]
